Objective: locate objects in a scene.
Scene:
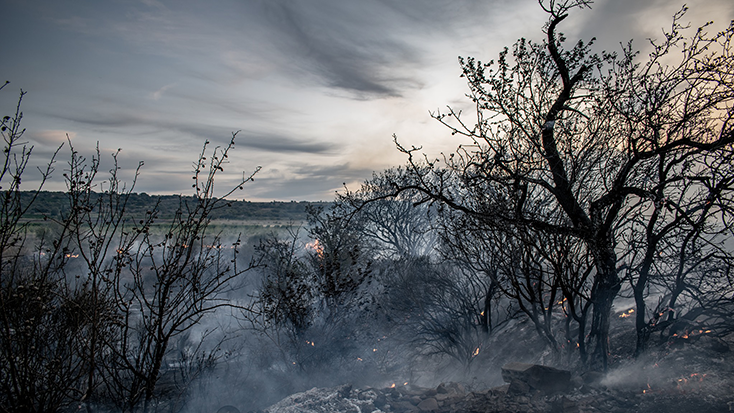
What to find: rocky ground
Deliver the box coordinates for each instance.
[234,330,734,413]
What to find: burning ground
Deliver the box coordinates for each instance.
[229,313,734,413]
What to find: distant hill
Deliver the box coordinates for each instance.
[18,191,328,223]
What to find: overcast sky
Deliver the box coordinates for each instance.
[2,0,732,201]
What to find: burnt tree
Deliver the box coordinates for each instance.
[387,0,734,370]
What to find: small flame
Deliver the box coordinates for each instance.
[305,239,324,258]
[619,308,635,318]
[404,382,408,386]
[390,383,396,388]
[472,347,480,357]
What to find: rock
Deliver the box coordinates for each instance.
[392,399,418,412]
[262,385,369,413]
[502,362,572,394]
[417,397,439,411]
[338,384,353,399]
[507,379,532,395]
[490,384,511,394]
[551,396,579,413]
[436,382,466,396]
[374,392,388,408]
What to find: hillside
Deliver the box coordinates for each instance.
[18,191,328,223]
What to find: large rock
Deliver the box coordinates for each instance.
[417,397,439,411]
[501,362,572,394]
[262,385,372,413]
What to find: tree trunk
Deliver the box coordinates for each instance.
[588,245,620,371]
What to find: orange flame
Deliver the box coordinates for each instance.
[619,308,635,318]
[305,239,324,258]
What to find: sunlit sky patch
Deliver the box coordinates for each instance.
[2,0,731,200]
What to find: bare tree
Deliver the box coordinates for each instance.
[385,1,734,370]
[340,167,438,259]
[0,84,92,413]
[438,204,595,363]
[99,137,259,412]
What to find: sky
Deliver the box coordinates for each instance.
[2,0,732,201]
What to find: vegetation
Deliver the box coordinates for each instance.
[1,82,260,412]
[370,0,734,370]
[17,191,324,223]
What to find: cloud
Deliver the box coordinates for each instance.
[255,1,428,98]
[572,0,734,54]
[43,106,335,157]
[235,132,334,154]
[27,129,76,147]
[7,0,732,202]
[247,162,375,201]
[150,83,176,100]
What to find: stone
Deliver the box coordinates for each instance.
[374,392,388,408]
[502,362,572,394]
[392,400,418,412]
[417,397,439,411]
[436,382,465,396]
[507,379,531,395]
[551,396,579,413]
